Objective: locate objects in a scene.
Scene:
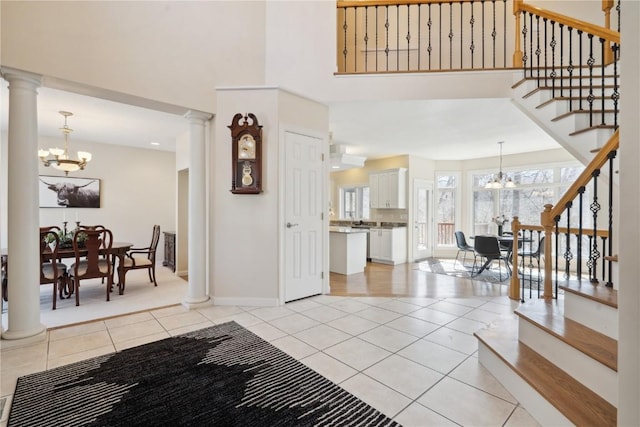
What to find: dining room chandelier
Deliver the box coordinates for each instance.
[38,111,92,176]
[485,141,516,189]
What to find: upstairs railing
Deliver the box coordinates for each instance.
[509,130,619,301]
[336,0,620,75]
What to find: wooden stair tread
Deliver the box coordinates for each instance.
[515,299,617,371]
[552,109,617,121]
[512,74,619,89]
[475,321,617,426]
[523,85,618,99]
[536,97,616,109]
[560,280,618,308]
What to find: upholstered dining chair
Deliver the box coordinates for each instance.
[68,226,114,305]
[122,224,160,290]
[40,226,69,310]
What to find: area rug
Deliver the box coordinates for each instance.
[9,321,398,427]
[419,257,510,283]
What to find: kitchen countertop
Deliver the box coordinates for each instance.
[329,226,370,233]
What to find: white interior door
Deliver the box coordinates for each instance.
[284,131,323,302]
[413,179,433,261]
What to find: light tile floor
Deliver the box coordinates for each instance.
[0,269,540,426]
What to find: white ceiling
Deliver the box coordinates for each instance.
[2,84,560,161]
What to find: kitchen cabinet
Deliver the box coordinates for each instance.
[369,227,407,264]
[369,168,407,209]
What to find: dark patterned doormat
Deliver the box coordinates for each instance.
[9,321,399,426]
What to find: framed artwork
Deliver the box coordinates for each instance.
[39,175,101,208]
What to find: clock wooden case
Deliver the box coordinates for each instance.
[229,113,263,194]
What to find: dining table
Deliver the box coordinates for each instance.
[1,241,133,301]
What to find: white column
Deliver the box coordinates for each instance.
[182,110,212,308]
[1,69,46,340]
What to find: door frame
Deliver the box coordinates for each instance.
[278,124,329,305]
[412,178,434,261]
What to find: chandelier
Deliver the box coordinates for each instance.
[38,111,92,176]
[485,141,515,189]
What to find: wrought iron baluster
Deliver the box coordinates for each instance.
[554,218,560,292]
[376,6,379,72]
[550,21,557,98]
[529,13,534,79]
[503,0,506,67]
[364,7,369,72]
[606,150,617,286]
[587,34,595,127]
[427,4,432,70]
[460,2,463,68]
[568,27,574,112]
[397,5,400,71]
[471,3,476,69]
[520,11,526,78]
[587,235,593,279]
[385,6,390,71]
[342,8,348,72]
[482,0,486,69]
[612,43,619,128]
[407,5,411,70]
[354,7,358,73]
[577,186,585,278]
[578,30,584,110]
[564,201,573,280]
[449,3,454,69]
[601,236,607,282]
[590,169,601,283]
[543,18,548,86]
[559,24,564,97]
[535,15,541,87]
[418,5,421,69]
[601,38,606,126]
[439,2,443,69]
[491,0,497,68]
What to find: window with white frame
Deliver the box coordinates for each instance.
[436,174,458,246]
[339,185,370,220]
[471,164,585,236]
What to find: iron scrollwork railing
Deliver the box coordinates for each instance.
[513,0,621,131]
[336,0,511,73]
[509,131,619,301]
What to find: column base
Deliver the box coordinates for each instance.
[1,323,47,341]
[182,296,212,310]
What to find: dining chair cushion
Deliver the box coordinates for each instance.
[123,256,153,268]
[41,262,67,280]
[70,259,111,276]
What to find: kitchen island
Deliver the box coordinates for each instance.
[329,226,368,275]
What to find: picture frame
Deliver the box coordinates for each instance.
[39,175,101,208]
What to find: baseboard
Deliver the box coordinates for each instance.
[212,297,280,307]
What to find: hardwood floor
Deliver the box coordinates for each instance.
[329,260,512,299]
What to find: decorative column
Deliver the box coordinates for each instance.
[183,110,212,308]
[1,69,46,340]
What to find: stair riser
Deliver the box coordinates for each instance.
[518,319,618,407]
[557,112,618,129]
[564,292,619,339]
[478,342,574,426]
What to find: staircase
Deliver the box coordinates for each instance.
[475,55,620,424]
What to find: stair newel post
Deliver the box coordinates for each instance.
[541,204,555,299]
[512,0,524,68]
[509,216,521,301]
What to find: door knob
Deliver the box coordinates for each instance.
[286,222,299,228]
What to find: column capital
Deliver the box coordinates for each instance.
[184,110,213,124]
[1,67,42,88]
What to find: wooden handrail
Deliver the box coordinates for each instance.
[338,0,477,7]
[550,130,619,220]
[517,3,620,44]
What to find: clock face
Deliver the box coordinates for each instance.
[238,134,256,160]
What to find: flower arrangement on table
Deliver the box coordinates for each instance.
[43,226,87,249]
[492,214,510,235]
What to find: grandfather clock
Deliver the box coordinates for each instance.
[229,113,263,194]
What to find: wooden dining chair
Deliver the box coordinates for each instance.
[40,226,69,310]
[121,225,160,290]
[68,226,114,305]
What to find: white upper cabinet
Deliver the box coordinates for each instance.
[369,168,407,209]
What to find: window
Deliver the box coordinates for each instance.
[436,174,457,246]
[471,164,584,235]
[339,186,370,220]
